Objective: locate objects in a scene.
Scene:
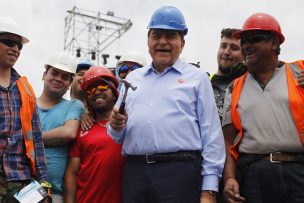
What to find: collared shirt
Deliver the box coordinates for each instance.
[108,58,225,191]
[222,66,302,154]
[0,69,47,181]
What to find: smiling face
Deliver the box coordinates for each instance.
[148,29,184,72]
[240,31,279,72]
[217,36,243,75]
[0,33,22,69]
[43,66,73,99]
[71,69,87,100]
[86,80,116,114]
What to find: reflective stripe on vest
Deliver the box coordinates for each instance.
[16,76,37,176]
[210,73,215,80]
[230,61,304,160]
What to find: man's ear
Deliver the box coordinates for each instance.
[42,71,46,80]
[271,37,280,51]
[181,38,185,49]
[179,38,185,54]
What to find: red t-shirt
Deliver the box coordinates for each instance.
[69,120,125,203]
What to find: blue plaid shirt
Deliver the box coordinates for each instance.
[0,69,47,181]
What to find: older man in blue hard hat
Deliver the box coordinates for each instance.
[108,6,225,203]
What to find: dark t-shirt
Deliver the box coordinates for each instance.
[211,63,248,122]
[211,75,234,122]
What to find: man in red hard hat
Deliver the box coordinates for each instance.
[64,66,125,203]
[222,13,304,203]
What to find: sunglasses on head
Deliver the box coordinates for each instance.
[86,84,110,95]
[240,35,272,47]
[0,39,23,50]
[118,65,142,73]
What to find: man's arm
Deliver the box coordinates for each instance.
[107,82,129,144]
[43,119,80,147]
[107,108,127,144]
[222,124,245,203]
[198,73,225,194]
[64,157,80,203]
[200,191,216,203]
[298,70,304,88]
[32,105,48,181]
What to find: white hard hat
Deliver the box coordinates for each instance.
[0,16,29,44]
[117,52,147,67]
[44,51,77,74]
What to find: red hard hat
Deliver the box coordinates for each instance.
[81,66,119,97]
[233,13,285,44]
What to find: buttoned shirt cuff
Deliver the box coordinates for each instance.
[106,123,125,144]
[201,174,219,192]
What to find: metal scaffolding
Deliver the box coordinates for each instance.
[64,6,132,65]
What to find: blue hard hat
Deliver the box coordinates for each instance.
[147,6,188,35]
[76,60,94,73]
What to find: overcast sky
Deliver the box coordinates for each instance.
[1,0,304,96]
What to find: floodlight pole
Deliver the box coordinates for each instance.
[64,6,132,65]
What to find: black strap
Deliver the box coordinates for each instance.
[127,151,200,164]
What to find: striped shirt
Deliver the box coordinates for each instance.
[0,69,47,181]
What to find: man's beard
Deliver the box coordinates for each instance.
[92,103,114,113]
[90,98,115,114]
[219,65,232,75]
[47,88,67,100]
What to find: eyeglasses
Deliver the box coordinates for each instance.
[240,35,271,47]
[0,39,23,50]
[86,85,109,95]
[118,65,142,74]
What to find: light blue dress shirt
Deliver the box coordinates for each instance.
[108,58,225,191]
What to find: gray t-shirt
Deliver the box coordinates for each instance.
[222,66,303,154]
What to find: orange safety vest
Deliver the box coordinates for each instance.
[230,61,304,160]
[16,76,37,176]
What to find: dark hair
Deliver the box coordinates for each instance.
[221,28,241,39]
[270,33,281,56]
[76,65,91,73]
[274,42,281,55]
